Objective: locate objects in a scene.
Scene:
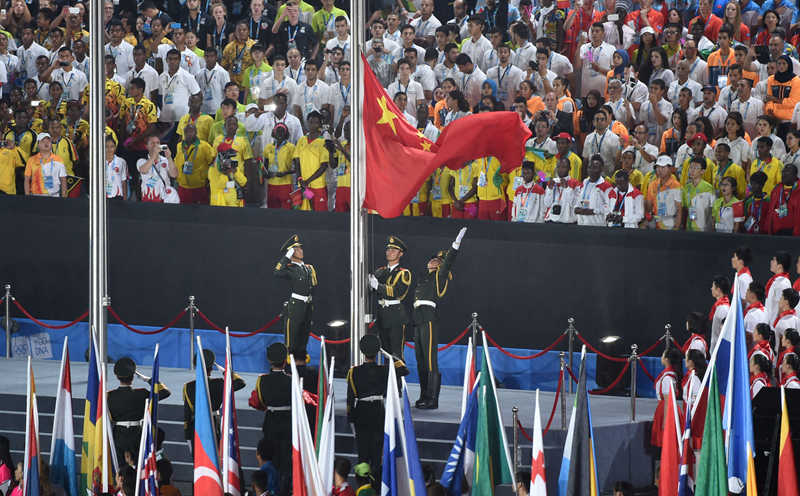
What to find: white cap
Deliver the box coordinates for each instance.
[655,155,673,167]
[640,26,656,36]
[245,103,259,112]
[36,132,51,143]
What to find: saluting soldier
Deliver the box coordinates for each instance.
[274,234,318,361]
[108,357,171,465]
[414,227,467,410]
[249,342,293,490]
[368,236,412,359]
[182,349,246,449]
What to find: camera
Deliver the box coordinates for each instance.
[218,150,237,172]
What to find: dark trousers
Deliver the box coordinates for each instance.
[376,322,406,358]
[414,319,439,385]
[262,412,291,493]
[113,425,142,465]
[354,419,383,477]
[285,301,312,359]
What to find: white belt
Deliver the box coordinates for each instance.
[414,300,437,309]
[357,395,384,403]
[115,420,142,428]
[267,405,291,412]
[378,299,401,307]
[291,293,312,303]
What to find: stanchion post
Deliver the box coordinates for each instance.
[4,284,10,358]
[188,296,196,370]
[664,323,672,351]
[567,317,575,394]
[470,312,478,355]
[559,351,567,429]
[512,406,519,480]
[629,343,639,422]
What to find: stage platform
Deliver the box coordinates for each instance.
[0,358,658,495]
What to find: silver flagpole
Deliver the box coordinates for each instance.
[349,0,366,367]
[89,0,109,362]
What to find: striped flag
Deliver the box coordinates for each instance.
[290,356,325,496]
[694,368,727,496]
[149,344,162,439]
[50,338,78,496]
[530,390,546,496]
[778,386,799,496]
[80,329,113,494]
[314,337,329,453]
[440,373,480,496]
[134,399,158,496]
[23,356,40,496]
[193,337,223,496]
[659,383,682,496]
[400,378,427,496]
[460,337,476,420]
[220,329,242,496]
[316,345,336,495]
[678,381,696,496]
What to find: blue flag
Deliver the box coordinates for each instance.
[440,377,479,496]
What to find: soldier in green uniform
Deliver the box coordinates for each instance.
[368,235,412,360]
[414,227,468,410]
[274,234,318,361]
[249,342,292,491]
[108,357,171,465]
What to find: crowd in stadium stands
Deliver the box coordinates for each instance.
[0,0,799,233]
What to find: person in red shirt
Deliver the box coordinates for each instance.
[332,459,356,496]
[651,347,682,448]
[625,0,665,36]
[743,171,770,234]
[765,164,800,235]
[689,0,723,41]
[564,0,595,60]
[794,254,800,294]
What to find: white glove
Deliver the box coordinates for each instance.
[368,274,378,290]
[285,247,295,259]
[452,227,467,250]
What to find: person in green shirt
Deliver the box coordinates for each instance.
[185,30,204,58]
[242,44,272,104]
[712,176,745,233]
[214,82,248,121]
[681,157,716,232]
[311,0,348,40]
[352,462,377,496]
[208,99,247,144]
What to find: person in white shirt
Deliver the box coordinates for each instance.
[731,246,754,304]
[158,26,203,76]
[460,16,492,74]
[717,65,741,112]
[105,135,128,199]
[298,59,332,127]
[384,12,402,45]
[366,19,399,55]
[23,133,66,197]
[16,26,48,81]
[71,39,90,79]
[434,43,462,85]
[667,59,702,108]
[698,85,728,137]
[159,49,202,123]
[391,24,425,62]
[387,59,425,115]
[405,48,436,100]
[137,135,179,203]
[486,44,524,110]
[709,276,731,350]
[511,23,536,71]
[628,124,659,174]
[576,22,615,98]
[330,60,351,126]
[105,20,135,76]
[606,78,635,127]
[50,47,88,102]
[575,155,613,226]
[544,157,580,223]
[766,252,794,325]
[729,78,763,138]
[195,47,231,115]
[325,16,351,59]
[605,170,644,228]
[511,161,545,222]
[0,33,18,80]
[536,37,573,78]
[448,0,471,39]
[773,289,800,353]
[246,92,303,155]
[582,110,620,176]
[637,79,673,147]
[743,282,769,336]
[258,54,300,116]
[410,0,441,45]
[682,38,708,86]
[126,45,159,102]
[455,53,486,110]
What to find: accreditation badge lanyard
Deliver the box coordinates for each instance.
[716,160,732,191]
[40,155,56,191]
[613,189,627,214]
[339,83,350,105]
[516,183,537,221]
[496,64,511,92]
[593,129,608,156]
[461,73,471,93]
[214,23,227,52]
[250,17,262,40]
[183,142,199,174]
[458,163,473,198]
[270,141,286,174]
[287,24,299,46]
[106,157,118,196]
[777,184,796,218]
[747,196,764,230]
[581,179,596,208]
[289,65,303,82]
[164,72,179,104]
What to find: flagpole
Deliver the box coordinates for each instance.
[349,0,367,367]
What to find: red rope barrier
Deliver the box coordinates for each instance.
[404,326,472,351]
[589,361,631,395]
[543,370,563,435]
[565,366,578,384]
[196,310,279,337]
[637,359,656,383]
[517,419,533,442]
[13,300,88,330]
[575,333,628,362]
[483,331,567,360]
[639,337,665,356]
[310,332,351,345]
[108,307,187,335]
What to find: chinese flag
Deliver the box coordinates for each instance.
[361,54,531,218]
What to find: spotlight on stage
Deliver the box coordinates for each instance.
[326,319,349,378]
[327,319,347,328]
[595,333,629,396]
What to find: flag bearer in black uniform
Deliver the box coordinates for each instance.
[368,236,412,360]
[182,349,246,448]
[414,227,467,410]
[249,342,293,490]
[108,357,171,465]
[274,234,318,361]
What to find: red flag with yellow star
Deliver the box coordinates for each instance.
[361,54,531,218]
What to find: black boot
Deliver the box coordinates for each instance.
[430,372,441,409]
[415,371,429,407]
[417,372,440,409]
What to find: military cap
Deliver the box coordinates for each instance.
[193,348,216,371]
[267,342,288,365]
[431,249,447,260]
[360,334,381,357]
[114,357,136,378]
[280,234,302,253]
[386,235,407,253]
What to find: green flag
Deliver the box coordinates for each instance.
[695,368,728,496]
[472,343,514,495]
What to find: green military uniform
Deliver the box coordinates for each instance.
[183,349,246,442]
[274,234,318,359]
[371,236,412,358]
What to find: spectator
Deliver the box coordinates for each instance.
[646,155,682,229]
[105,134,128,200]
[159,48,201,124]
[682,157,715,232]
[486,43,524,111]
[544,156,580,223]
[195,48,231,115]
[137,135,178,203]
[716,112,752,173]
[332,458,355,496]
[582,107,620,176]
[175,123,214,204]
[156,459,181,496]
[510,161,545,223]
[712,142,746,198]
[711,176,744,233]
[605,169,644,228]
[24,132,66,197]
[254,438,280,495]
[575,154,612,226]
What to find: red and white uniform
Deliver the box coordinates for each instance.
[750,372,771,399]
[605,185,645,228]
[736,267,753,302]
[650,367,678,447]
[781,372,800,389]
[682,369,702,408]
[575,177,613,227]
[743,301,768,336]
[511,181,545,223]
[773,309,800,356]
[332,482,356,496]
[682,333,708,357]
[795,278,800,311]
[765,272,792,324]
[708,296,730,351]
[748,339,775,363]
[777,347,796,382]
[543,177,581,223]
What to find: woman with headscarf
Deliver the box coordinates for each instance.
[574,89,604,154]
[605,49,631,98]
[765,55,800,123]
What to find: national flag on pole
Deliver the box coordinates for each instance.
[220,329,242,496]
[361,53,531,218]
[314,337,329,453]
[50,338,78,496]
[778,386,799,496]
[692,274,756,495]
[23,356,40,496]
[440,373,480,496]
[193,337,223,496]
[290,356,325,496]
[81,328,112,495]
[694,368,727,496]
[316,344,336,495]
[134,399,158,496]
[472,333,515,495]
[660,383,683,496]
[558,346,599,496]
[678,380,696,496]
[530,390,546,496]
[149,344,162,439]
[400,378,427,496]
[460,337,476,420]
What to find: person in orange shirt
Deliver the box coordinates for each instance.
[553,76,576,113]
[646,155,683,229]
[689,0,723,41]
[433,78,456,130]
[765,55,800,123]
[625,0,665,37]
[706,25,736,88]
[520,80,544,116]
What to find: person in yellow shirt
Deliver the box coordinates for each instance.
[122,78,158,149]
[332,122,351,212]
[404,178,431,216]
[554,133,583,180]
[177,94,215,144]
[209,141,248,207]
[712,142,746,198]
[221,21,256,87]
[264,123,296,209]
[449,160,478,219]
[679,133,716,186]
[47,120,77,177]
[0,140,23,194]
[429,166,453,218]
[62,101,89,156]
[292,111,330,211]
[175,123,215,204]
[474,156,506,220]
[749,136,783,195]
[212,116,254,172]
[5,109,36,163]
[609,148,645,191]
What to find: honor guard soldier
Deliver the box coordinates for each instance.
[414,227,467,409]
[108,357,171,465]
[249,342,293,491]
[274,234,318,361]
[368,236,412,359]
[183,349,246,448]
